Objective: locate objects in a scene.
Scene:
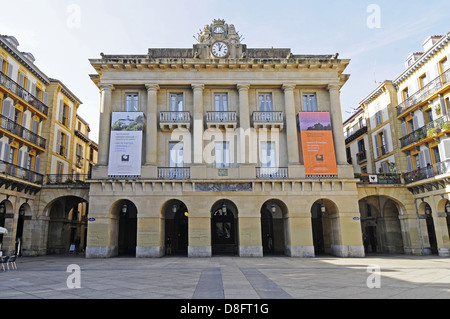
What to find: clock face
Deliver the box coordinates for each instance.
[211,41,229,58]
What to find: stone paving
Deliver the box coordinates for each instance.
[0,254,450,299]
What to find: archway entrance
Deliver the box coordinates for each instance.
[47,196,87,255]
[164,200,188,256]
[211,200,238,255]
[359,196,405,254]
[424,203,438,255]
[260,200,287,255]
[311,199,336,256]
[117,200,138,256]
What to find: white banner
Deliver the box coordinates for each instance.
[108,112,144,177]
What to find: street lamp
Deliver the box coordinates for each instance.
[446,201,450,213]
[222,203,227,214]
[121,204,128,216]
[271,203,276,214]
[320,204,326,214]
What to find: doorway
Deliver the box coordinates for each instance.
[211,200,238,255]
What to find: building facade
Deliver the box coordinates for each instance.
[0,34,96,256]
[344,32,450,257]
[86,19,365,258]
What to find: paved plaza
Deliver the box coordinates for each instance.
[0,254,449,300]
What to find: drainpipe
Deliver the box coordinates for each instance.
[414,198,425,255]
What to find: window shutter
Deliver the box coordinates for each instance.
[18,150,23,167]
[58,100,64,123]
[34,156,40,173]
[23,151,29,169]
[406,155,413,171]
[0,58,3,73]
[3,144,10,162]
[424,147,431,165]
[67,106,72,128]
[413,114,419,130]
[443,139,450,159]
[65,135,70,158]
[0,141,3,161]
[6,64,13,78]
[383,129,390,153]
[401,120,407,135]
[43,92,48,105]
[18,73,24,87]
[419,150,426,168]
[373,135,380,158]
[56,129,61,153]
[31,82,36,97]
[2,99,11,118]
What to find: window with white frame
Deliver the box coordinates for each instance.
[215,142,230,168]
[125,93,139,112]
[260,141,276,167]
[303,93,317,111]
[169,142,184,167]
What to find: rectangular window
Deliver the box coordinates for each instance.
[432,146,441,164]
[169,142,184,167]
[125,93,139,111]
[56,161,64,182]
[419,73,427,89]
[170,93,183,111]
[258,93,273,111]
[375,110,382,126]
[440,57,448,73]
[56,130,67,157]
[303,93,317,111]
[214,93,228,111]
[260,141,276,167]
[215,142,230,168]
[402,88,409,101]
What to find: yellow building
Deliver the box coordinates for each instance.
[86,19,365,258]
[344,32,450,257]
[0,34,97,256]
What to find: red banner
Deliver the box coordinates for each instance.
[298,112,337,177]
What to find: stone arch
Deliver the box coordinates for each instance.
[210,199,239,255]
[310,198,339,256]
[161,199,189,256]
[45,195,88,255]
[260,198,288,255]
[109,199,138,257]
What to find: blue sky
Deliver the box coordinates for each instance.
[1,0,449,142]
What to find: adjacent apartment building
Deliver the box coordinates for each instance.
[344,32,450,256]
[0,34,97,256]
[86,19,366,258]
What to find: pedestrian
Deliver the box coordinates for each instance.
[166,237,172,255]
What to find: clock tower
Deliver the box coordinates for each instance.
[194,19,244,59]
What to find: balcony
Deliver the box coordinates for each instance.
[402,159,450,184]
[0,160,43,185]
[356,173,401,185]
[45,174,90,186]
[205,111,237,130]
[356,150,367,164]
[158,167,190,179]
[396,68,450,117]
[0,114,46,150]
[399,116,448,149]
[256,167,288,179]
[159,111,190,132]
[252,111,284,130]
[345,125,367,144]
[0,71,48,117]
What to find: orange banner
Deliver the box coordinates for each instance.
[298,112,337,177]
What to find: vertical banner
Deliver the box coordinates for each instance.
[299,112,337,177]
[108,112,144,176]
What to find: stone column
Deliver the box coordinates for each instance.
[97,84,114,166]
[328,84,347,165]
[192,84,204,165]
[237,84,254,166]
[145,84,159,165]
[282,84,300,164]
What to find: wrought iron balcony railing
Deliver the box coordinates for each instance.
[256,167,288,179]
[45,174,90,185]
[396,68,450,116]
[0,114,46,149]
[0,71,49,116]
[402,159,450,184]
[0,160,43,185]
[158,167,190,179]
[399,116,447,148]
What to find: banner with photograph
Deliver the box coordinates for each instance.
[108,112,144,177]
[298,111,337,177]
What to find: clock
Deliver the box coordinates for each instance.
[211,41,229,58]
